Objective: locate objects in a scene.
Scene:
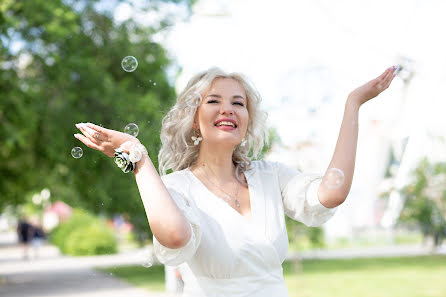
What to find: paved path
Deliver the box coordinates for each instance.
[0,232,179,297]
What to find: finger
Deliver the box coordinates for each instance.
[377,66,395,89]
[74,133,101,151]
[377,67,391,80]
[383,66,396,83]
[85,122,108,134]
[85,123,110,141]
[78,124,102,143]
[384,69,396,89]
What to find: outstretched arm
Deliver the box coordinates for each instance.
[318,66,397,208]
[74,123,191,249]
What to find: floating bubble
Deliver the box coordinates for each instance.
[135,247,154,268]
[141,255,154,268]
[153,82,157,86]
[124,123,139,137]
[71,147,83,159]
[121,56,138,72]
[185,91,202,108]
[324,168,345,189]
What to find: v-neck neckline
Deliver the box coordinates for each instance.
[186,167,255,222]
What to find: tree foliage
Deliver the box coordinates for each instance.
[1,0,193,241]
[399,158,446,246]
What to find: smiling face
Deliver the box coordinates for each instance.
[193,77,249,148]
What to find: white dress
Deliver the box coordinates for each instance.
[153,160,337,297]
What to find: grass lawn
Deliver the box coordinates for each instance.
[100,255,446,297]
[99,264,166,292]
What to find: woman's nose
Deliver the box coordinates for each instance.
[219,100,234,115]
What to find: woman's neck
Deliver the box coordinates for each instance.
[192,143,236,182]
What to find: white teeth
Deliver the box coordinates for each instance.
[216,121,236,127]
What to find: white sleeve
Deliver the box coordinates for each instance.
[153,176,202,266]
[273,161,337,227]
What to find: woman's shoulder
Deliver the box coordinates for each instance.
[160,168,190,186]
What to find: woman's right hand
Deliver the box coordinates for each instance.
[74,123,138,157]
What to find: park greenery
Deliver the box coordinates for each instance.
[398,158,446,246]
[1,0,196,242]
[50,208,117,255]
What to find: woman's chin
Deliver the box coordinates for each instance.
[203,139,240,148]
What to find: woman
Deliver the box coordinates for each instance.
[74,66,396,296]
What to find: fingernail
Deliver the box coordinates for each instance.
[75,123,80,128]
[74,134,79,138]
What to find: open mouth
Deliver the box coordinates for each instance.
[214,121,237,128]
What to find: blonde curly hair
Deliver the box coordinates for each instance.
[158,67,269,183]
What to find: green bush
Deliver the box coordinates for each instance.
[50,209,94,251]
[50,209,117,256]
[65,222,117,255]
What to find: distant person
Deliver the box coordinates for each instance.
[31,224,46,258]
[75,66,397,296]
[17,218,34,260]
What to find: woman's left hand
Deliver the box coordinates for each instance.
[348,66,397,107]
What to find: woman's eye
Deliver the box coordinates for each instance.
[234,102,244,106]
[208,100,218,103]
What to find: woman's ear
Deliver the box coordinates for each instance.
[192,114,199,130]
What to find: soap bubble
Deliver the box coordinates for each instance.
[135,247,154,268]
[124,123,139,137]
[121,56,138,72]
[324,168,345,189]
[185,92,202,108]
[141,254,154,268]
[71,147,83,159]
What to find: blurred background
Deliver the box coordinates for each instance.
[1,0,445,297]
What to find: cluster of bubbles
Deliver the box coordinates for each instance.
[323,168,345,189]
[121,56,138,72]
[71,147,83,159]
[124,123,139,137]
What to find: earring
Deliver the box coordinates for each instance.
[191,130,202,145]
[240,138,247,147]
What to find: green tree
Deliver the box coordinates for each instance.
[399,158,446,246]
[0,0,193,242]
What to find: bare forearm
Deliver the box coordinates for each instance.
[317,66,396,207]
[133,154,191,248]
[318,96,361,208]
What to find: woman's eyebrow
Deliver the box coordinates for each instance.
[205,94,246,101]
[233,95,246,101]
